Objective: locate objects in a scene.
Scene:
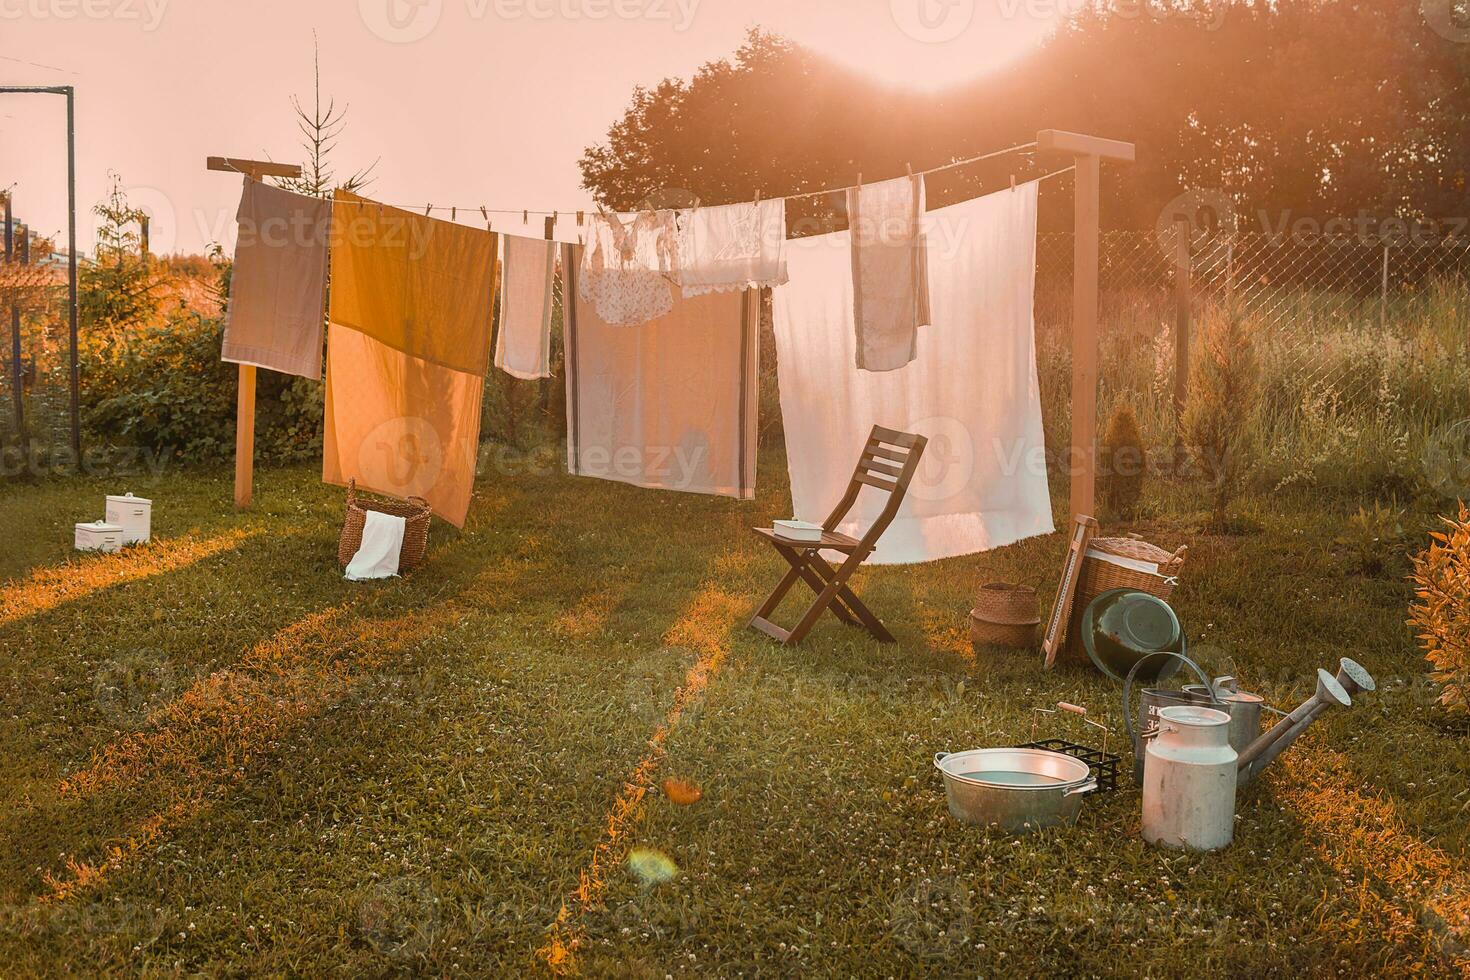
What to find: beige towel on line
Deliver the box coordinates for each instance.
[562,244,759,500]
[847,174,931,373]
[220,178,331,380]
[495,234,556,380]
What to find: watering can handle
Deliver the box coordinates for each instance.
[1122,651,1219,754]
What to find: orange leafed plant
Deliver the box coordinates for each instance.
[1409,504,1470,715]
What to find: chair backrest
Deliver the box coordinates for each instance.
[822,425,929,550]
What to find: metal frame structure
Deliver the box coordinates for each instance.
[0,85,79,463]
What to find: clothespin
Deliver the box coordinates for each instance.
[451,206,457,221]
[576,210,585,226]
[480,206,490,231]
[1010,173,1017,191]
[753,189,761,206]
[523,209,529,224]
[425,204,433,216]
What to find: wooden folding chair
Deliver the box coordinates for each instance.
[749,425,928,646]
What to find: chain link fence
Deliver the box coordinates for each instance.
[1036,224,1470,499]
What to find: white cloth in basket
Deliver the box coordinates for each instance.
[345,510,406,581]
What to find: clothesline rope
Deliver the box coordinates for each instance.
[237,137,1050,221]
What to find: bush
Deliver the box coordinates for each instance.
[1409,504,1470,716]
[1101,401,1147,519]
[81,310,323,465]
[1182,310,1260,528]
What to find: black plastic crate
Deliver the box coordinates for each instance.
[1017,738,1120,794]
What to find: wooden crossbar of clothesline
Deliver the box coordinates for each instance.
[205,129,1131,528]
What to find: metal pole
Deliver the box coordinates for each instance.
[15,226,27,449]
[3,191,16,445]
[66,86,80,465]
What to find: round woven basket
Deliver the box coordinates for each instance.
[1075,535,1187,612]
[973,582,1041,625]
[969,612,1038,650]
[337,479,432,573]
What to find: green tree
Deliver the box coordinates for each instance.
[79,173,165,337]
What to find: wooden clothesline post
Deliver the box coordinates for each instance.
[1037,130,1136,523]
[205,156,304,509]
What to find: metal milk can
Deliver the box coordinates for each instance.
[1142,705,1237,852]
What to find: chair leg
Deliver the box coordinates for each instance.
[786,553,868,645]
[805,554,895,643]
[774,544,861,626]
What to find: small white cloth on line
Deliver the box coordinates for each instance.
[344,510,407,581]
[847,174,931,372]
[672,199,789,298]
[495,235,556,380]
[579,210,679,326]
[772,181,1054,565]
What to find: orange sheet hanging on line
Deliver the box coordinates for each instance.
[323,324,485,528]
[323,192,499,528]
[329,189,499,375]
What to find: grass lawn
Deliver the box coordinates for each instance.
[1,449,1467,976]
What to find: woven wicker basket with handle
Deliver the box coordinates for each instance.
[337,479,432,573]
[1075,534,1187,611]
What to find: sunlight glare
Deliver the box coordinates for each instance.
[789,0,1065,91]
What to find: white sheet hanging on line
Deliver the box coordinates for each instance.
[563,244,760,500]
[772,181,1053,565]
[672,199,788,297]
[847,174,931,373]
[495,234,556,380]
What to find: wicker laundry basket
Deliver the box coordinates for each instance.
[970,583,1041,650]
[1075,535,1187,611]
[337,479,432,573]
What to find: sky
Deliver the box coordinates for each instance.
[1,0,1064,256]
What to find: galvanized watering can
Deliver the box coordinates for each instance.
[1125,654,1376,786]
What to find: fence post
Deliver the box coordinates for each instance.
[1379,243,1389,334]
[1173,216,1192,466]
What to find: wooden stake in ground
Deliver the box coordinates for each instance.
[205,157,303,509]
[1037,130,1135,523]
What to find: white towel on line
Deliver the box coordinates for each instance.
[772,181,1054,565]
[345,510,407,581]
[495,235,556,380]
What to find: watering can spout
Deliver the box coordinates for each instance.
[1236,659,1374,781]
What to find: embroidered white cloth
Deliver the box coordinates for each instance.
[495,235,556,380]
[579,210,679,325]
[672,199,788,297]
[847,174,931,372]
[772,182,1053,565]
[344,510,406,581]
[563,245,760,499]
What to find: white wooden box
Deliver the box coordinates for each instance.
[105,492,152,544]
[773,519,824,543]
[75,520,125,553]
